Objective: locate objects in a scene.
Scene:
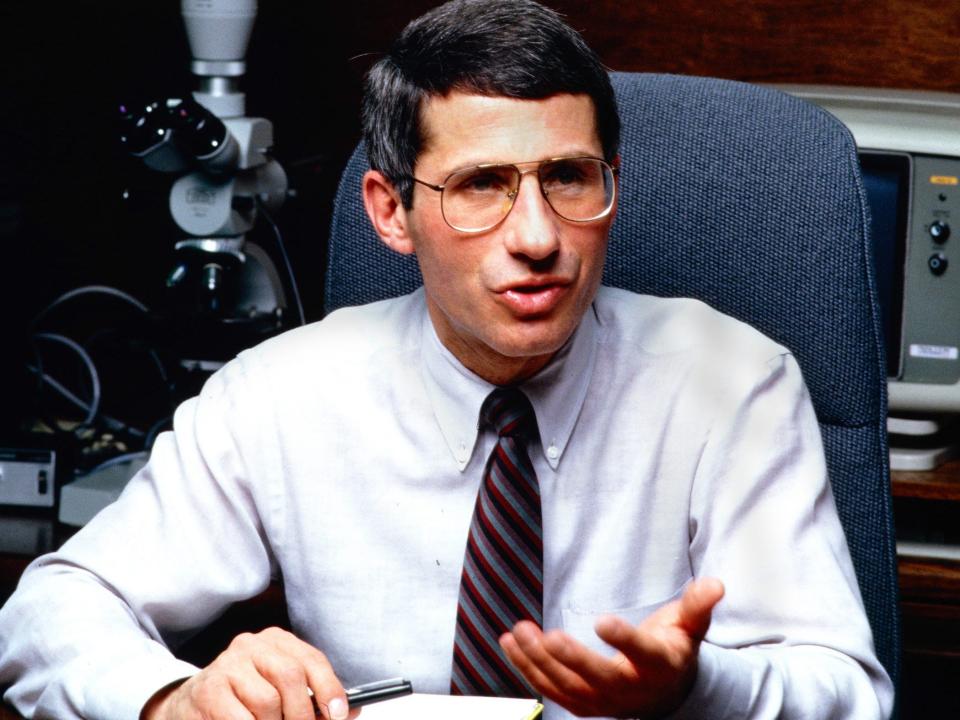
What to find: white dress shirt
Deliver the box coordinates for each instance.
[0,286,893,719]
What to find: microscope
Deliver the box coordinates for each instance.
[119,0,296,363]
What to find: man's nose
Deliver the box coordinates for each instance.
[502,171,561,260]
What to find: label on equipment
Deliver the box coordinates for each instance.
[930,175,959,185]
[909,343,959,360]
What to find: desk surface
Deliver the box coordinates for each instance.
[894,460,960,502]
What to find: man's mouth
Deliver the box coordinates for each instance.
[498,280,569,316]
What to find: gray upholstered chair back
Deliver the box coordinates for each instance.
[326,72,900,690]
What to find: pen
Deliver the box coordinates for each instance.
[345,677,414,707]
[310,677,413,715]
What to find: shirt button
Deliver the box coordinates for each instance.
[547,445,559,460]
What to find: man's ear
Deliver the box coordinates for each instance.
[362,170,415,255]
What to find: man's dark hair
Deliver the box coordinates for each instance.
[361,0,620,208]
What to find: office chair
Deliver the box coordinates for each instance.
[325,72,900,697]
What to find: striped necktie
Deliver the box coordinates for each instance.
[451,387,542,697]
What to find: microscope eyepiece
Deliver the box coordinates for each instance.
[118,101,169,156]
[119,98,238,173]
[170,99,238,171]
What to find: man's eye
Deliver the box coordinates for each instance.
[544,163,585,185]
[459,172,505,193]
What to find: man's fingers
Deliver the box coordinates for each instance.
[677,578,724,640]
[259,629,348,720]
[538,626,629,688]
[143,628,347,720]
[593,614,664,668]
[230,664,285,719]
[504,622,597,700]
[592,578,725,669]
[301,650,349,720]
[224,628,347,720]
[500,629,573,703]
[500,582,724,720]
[250,650,315,720]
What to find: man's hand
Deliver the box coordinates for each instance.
[141,627,359,720]
[500,578,725,719]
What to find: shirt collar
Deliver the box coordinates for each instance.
[419,299,600,472]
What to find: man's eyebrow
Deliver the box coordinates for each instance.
[440,149,604,176]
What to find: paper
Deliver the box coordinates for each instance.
[357,693,543,719]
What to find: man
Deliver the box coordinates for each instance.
[0,1,892,718]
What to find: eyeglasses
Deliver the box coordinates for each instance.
[410,156,618,233]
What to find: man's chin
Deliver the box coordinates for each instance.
[493,325,576,363]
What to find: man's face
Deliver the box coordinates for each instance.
[404,92,614,384]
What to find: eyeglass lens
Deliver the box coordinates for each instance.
[441,158,615,232]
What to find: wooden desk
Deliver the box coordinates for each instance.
[893,463,960,648]
[892,461,960,718]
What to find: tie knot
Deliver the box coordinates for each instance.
[481,387,538,440]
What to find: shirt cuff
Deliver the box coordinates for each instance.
[664,642,758,720]
[79,644,199,720]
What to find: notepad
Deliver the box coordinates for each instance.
[357,692,543,719]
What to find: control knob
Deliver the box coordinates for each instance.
[930,220,951,243]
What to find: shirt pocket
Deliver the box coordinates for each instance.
[559,585,685,658]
